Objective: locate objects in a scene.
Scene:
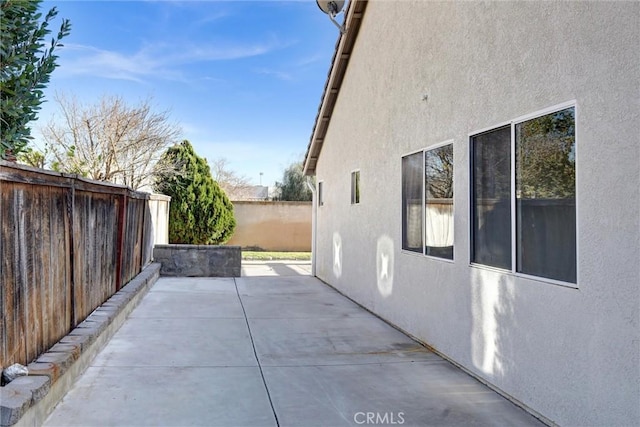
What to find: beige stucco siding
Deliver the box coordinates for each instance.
[227,201,311,251]
[314,2,639,426]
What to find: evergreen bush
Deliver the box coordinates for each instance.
[154,140,235,244]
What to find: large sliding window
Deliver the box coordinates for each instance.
[515,108,576,282]
[471,105,576,284]
[471,126,511,269]
[402,143,454,260]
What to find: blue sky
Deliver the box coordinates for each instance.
[35,0,341,186]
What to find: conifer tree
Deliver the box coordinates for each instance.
[154,140,235,244]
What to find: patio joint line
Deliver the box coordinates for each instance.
[234,277,281,427]
[260,360,445,368]
[129,316,246,319]
[87,364,261,369]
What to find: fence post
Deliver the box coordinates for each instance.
[67,179,76,330]
[140,196,147,271]
[115,191,127,292]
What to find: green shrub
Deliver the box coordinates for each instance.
[154,140,235,244]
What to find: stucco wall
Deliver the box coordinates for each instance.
[227,201,311,251]
[313,2,639,426]
[148,193,170,246]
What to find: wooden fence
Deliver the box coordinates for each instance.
[0,161,154,369]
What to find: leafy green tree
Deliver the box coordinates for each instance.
[275,161,312,201]
[516,107,575,199]
[0,0,71,159]
[154,140,235,245]
[17,146,47,168]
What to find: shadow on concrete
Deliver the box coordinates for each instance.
[241,261,311,277]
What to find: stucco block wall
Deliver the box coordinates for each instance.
[226,201,311,251]
[313,2,639,426]
[148,194,170,246]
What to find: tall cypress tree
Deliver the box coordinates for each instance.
[154,140,235,244]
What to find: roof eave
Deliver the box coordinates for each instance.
[303,0,368,176]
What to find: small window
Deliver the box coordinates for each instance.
[351,171,360,204]
[402,153,423,252]
[425,144,454,259]
[317,181,324,206]
[470,105,576,284]
[402,142,454,259]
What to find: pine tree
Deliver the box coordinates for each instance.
[154,140,235,244]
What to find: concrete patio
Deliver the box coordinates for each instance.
[44,261,544,426]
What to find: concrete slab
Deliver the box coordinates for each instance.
[90,318,257,368]
[251,317,439,366]
[241,292,371,319]
[129,291,245,319]
[44,367,276,427]
[44,265,544,427]
[236,275,334,296]
[242,261,312,277]
[151,277,236,294]
[264,363,544,427]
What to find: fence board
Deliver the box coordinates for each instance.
[0,174,4,367]
[72,190,121,325]
[0,162,157,368]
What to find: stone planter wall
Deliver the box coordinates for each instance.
[153,245,241,277]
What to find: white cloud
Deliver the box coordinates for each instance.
[254,67,293,81]
[57,38,289,83]
[295,52,326,67]
[251,51,331,82]
[194,11,230,27]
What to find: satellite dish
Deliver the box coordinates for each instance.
[316,0,345,17]
[316,0,347,33]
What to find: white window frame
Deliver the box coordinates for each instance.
[469,100,578,288]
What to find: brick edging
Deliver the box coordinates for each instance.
[0,263,161,427]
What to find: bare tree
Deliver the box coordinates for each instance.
[41,93,182,190]
[426,144,453,199]
[209,157,256,200]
